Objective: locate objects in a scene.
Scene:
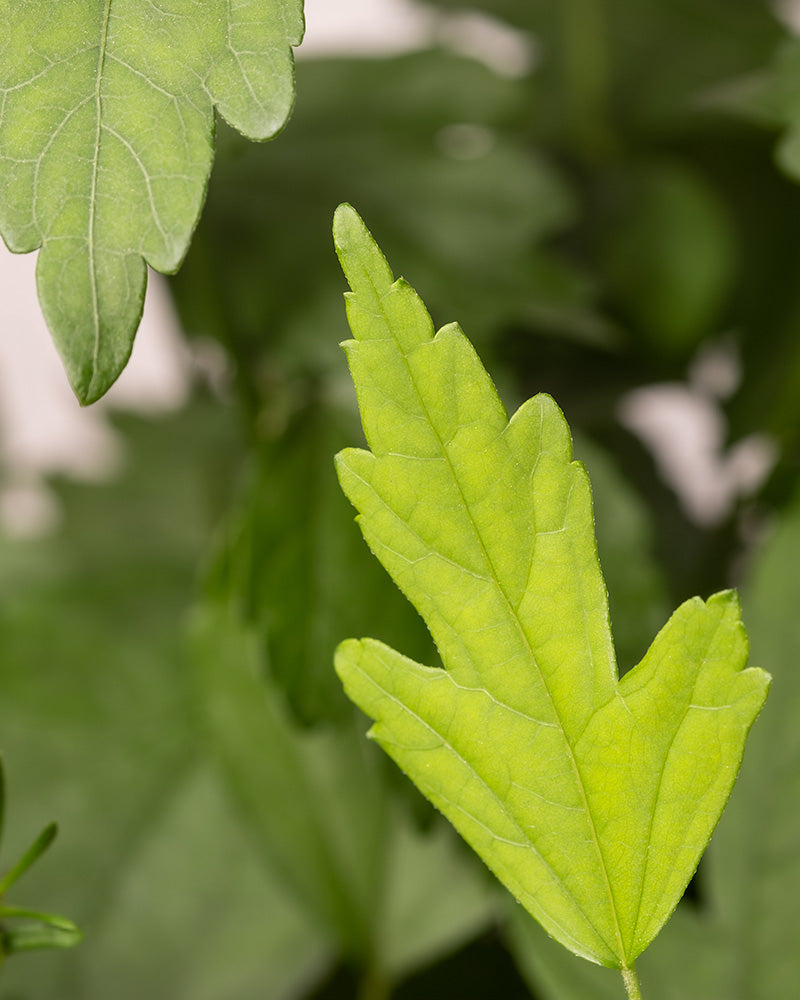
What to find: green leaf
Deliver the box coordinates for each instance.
[332,204,770,973]
[0,759,81,962]
[0,911,82,954]
[0,0,303,402]
[188,602,385,960]
[169,51,593,391]
[507,894,724,1000]
[705,490,800,996]
[81,764,328,1000]
[601,160,737,356]
[573,435,668,672]
[509,490,800,1000]
[205,402,434,725]
[188,603,496,979]
[0,822,57,895]
[0,403,307,998]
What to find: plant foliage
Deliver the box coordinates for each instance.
[0,0,303,402]
[332,205,770,979]
[6,1,800,996]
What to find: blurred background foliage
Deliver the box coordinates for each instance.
[3,0,800,997]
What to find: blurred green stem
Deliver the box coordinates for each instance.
[358,964,390,1000]
[561,0,614,159]
[622,965,643,1000]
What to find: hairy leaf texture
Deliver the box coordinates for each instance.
[332,204,770,971]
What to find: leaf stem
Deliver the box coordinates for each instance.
[561,0,615,159]
[621,964,643,1000]
[358,964,391,1000]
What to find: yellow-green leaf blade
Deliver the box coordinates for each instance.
[332,204,770,971]
[336,637,623,966]
[0,0,303,402]
[578,590,770,960]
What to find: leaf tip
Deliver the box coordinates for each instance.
[707,587,740,612]
[333,637,363,680]
[333,204,394,299]
[62,345,131,406]
[332,202,360,244]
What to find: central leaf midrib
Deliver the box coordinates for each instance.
[368,278,628,965]
[88,0,113,391]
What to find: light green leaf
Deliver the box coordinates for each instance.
[0,912,82,955]
[332,204,770,975]
[510,490,800,1000]
[0,0,303,402]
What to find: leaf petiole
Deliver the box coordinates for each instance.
[622,965,643,1000]
[358,965,391,1000]
[0,823,57,895]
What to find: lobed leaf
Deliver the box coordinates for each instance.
[332,204,770,973]
[0,0,303,402]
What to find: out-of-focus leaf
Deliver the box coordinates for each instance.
[206,402,433,725]
[727,39,800,182]
[574,434,668,671]
[0,1,303,402]
[378,812,496,979]
[0,915,82,955]
[82,765,328,1000]
[189,604,496,983]
[601,161,737,356]
[708,495,800,995]
[189,603,386,960]
[0,403,311,998]
[422,0,779,141]
[507,905,625,1000]
[170,50,588,389]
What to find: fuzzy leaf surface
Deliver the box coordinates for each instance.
[0,0,302,402]
[332,204,770,970]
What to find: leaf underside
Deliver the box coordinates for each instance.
[332,204,770,970]
[0,0,303,402]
